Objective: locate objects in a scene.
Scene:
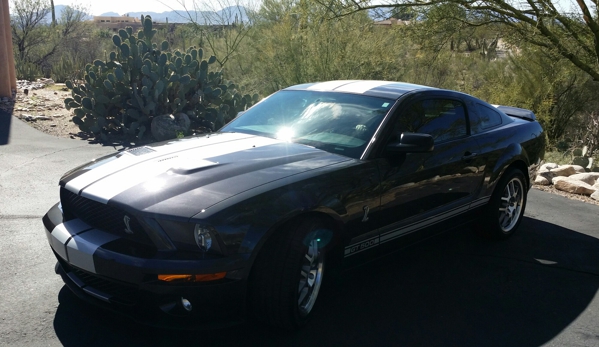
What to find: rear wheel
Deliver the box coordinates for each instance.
[476,168,527,239]
[249,217,330,329]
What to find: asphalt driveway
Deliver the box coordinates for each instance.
[1,111,599,346]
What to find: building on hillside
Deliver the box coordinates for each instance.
[92,15,168,31]
[373,18,411,26]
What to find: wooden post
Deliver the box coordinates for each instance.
[2,0,16,90]
[0,0,17,98]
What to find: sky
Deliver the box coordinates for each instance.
[54,0,189,15]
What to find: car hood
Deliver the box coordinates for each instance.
[60,132,352,219]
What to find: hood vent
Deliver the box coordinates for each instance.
[124,146,156,156]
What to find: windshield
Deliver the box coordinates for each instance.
[220,90,395,158]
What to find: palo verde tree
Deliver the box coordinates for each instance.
[320,0,599,81]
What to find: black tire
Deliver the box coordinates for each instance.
[249,217,330,330]
[476,168,527,240]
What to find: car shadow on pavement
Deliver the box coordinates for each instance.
[53,216,599,347]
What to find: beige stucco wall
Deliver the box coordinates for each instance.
[0,0,17,98]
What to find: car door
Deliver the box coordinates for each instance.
[371,95,486,244]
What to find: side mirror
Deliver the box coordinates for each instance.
[386,132,434,153]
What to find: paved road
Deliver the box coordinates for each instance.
[2,112,599,347]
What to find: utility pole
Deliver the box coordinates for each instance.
[0,0,17,99]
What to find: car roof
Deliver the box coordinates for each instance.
[283,80,436,100]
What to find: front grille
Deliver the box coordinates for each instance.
[60,187,155,248]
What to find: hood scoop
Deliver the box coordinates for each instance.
[169,159,220,175]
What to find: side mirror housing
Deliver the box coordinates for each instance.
[386,132,434,153]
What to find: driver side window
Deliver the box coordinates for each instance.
[394,99,467,143]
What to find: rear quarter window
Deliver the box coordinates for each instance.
[477,104,503,129]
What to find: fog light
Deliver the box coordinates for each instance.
[194,225,212,252]
[181,297,192,312]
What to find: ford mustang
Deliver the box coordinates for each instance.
[43,80,545,329]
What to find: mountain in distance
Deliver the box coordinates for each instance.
[98,6,250,24]
[99,12,120,17]
[43,5,93,22]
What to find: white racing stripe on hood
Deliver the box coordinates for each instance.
[65,132,255,194]
[79,135,281,204]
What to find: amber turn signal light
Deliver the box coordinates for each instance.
[158,272,226,282]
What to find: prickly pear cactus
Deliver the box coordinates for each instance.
[64,15,258,141]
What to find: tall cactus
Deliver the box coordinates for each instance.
[64,16,257,141]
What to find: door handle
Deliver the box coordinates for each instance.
[462,152,477,160]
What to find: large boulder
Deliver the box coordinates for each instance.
[151,113,191,141]
[569,172,599,186]
[592,190,599,201]
[550,165,581,177]
[553,177,597,196]
[572,165,586,173]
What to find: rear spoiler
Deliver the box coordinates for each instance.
[493,105,536,121]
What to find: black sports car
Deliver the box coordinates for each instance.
[43,80,545,329]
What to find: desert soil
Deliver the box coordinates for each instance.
[9,83,86,139]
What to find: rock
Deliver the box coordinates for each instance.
[151,113,191,141]
[569,173,599,185]
[592,190,599,201]
[551,165,579,177]
[572,165,586,173]
[541,163,559,171]
[50,124,56,127]
[594,181,599,189]
[538,171,555,181]
[535,175,550,185]
[553,177,597,196]
[20,114,51,121]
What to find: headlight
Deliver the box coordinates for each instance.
[156,219,224,255]
[194,224,213,252]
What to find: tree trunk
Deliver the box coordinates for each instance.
[50,0,56,27]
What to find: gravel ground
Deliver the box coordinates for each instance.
[4,83,599,206]
[6,83,87,140]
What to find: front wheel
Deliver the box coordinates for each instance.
[249,217,330,329]
[476,168,527,239]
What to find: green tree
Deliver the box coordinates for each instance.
[231,0,409,94]
[170,0,254,68]
[11,0,88,68]
[321,0,599,81]
[472,45,596,143]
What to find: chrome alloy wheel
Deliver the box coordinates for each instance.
[297,236,324,317]
[498,176,524,233]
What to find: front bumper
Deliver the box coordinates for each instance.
[43,203,249,329]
